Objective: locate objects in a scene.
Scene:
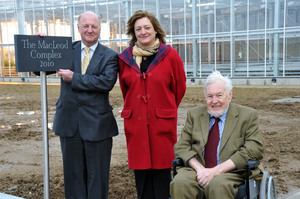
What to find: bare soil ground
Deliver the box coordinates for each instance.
[0,83,299,199]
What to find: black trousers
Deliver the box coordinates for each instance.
[134,168,171,199]
[60,131,112,199]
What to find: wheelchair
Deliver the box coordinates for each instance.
[172,158,277,199]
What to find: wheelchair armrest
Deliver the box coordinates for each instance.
[246,160,260,169]
[245,160,260,199]
[172,158,184,177]
[172,158,184,167]
[173,159,259,168]
[172,159,260,179]
[173,159,259,169]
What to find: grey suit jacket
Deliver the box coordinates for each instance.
[52,41,119,141]
[174,103,264,170]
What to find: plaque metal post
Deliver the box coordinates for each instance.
[40,71,49,199]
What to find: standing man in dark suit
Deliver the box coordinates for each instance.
[46,11,118,199]
[170,71,264,199]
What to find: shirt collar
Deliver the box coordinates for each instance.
[210,103,230,122]
[81,42,98,52]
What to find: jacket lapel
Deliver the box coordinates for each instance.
[199,111,210,146]
[85,42,103,74]
[118,44,141,74]
[219,104,239,152]
[146,43,170,73]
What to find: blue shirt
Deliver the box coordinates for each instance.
[204,104,230,165]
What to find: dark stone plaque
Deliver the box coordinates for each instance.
[14,35,73,72]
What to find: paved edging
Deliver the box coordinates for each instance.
[0,193,24,199]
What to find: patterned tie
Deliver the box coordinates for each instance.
[204,117,220,168]
[81,47,90,74]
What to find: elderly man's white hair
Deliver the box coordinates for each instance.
[204,70,232,96]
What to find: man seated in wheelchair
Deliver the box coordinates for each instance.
[170,71,264,199]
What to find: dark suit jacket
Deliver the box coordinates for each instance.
[174,103,264,171]
[52,41,119,141]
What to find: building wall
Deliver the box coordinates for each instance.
[0,0,300,79]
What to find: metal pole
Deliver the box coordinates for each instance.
[40,71,50,199]
[156,0,161,22]
[274,0,280,76]
[192,0,198,78]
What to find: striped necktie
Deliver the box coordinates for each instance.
[81,47,90,74]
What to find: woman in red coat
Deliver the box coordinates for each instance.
[118,10,186,199]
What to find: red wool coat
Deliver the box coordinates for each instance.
[118,43,186,169]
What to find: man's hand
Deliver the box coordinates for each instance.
[189,158,236,188]
[188,158,214,187]
[196,167,217,188]
[57,69,73,82]
[35,32,46,37]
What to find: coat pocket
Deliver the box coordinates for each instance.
[121,108,133,119]
[155,107,177,119]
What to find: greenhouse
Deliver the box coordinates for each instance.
[1,0,300,80]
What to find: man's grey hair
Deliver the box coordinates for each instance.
[78,11,101,26]
[204,70,233,96]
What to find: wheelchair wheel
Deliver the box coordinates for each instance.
[267,176,277,199]
[259,171,277,199]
